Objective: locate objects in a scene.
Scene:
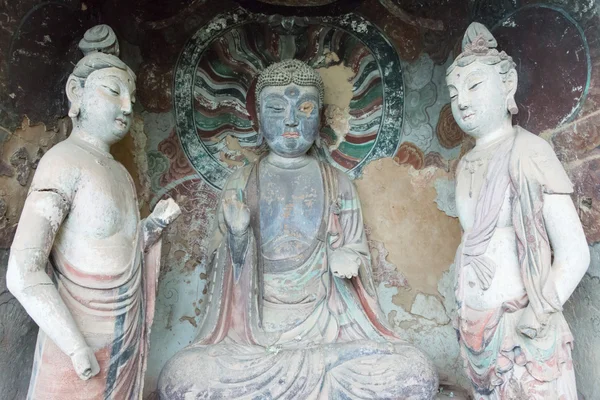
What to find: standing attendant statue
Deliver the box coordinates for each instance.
[447,22,590,399]
[159,59,438,399]
[6,31,180,399]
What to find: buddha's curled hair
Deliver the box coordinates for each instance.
[255,59,324,107]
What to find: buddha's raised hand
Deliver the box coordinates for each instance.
[223,195,250,236]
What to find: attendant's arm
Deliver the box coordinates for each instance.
[542,193,590,305]
[142,198,181,250]
[6,190,99,380]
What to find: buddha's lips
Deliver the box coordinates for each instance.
[282,131,300,139]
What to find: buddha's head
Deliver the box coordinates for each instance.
[66,52,136,145]
[255,59,324,158]
[445,22,518,139]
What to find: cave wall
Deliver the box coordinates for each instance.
[1,0,600,399]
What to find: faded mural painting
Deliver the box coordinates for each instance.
[1,0,600,399]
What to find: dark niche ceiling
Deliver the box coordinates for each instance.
[254,0,339,5]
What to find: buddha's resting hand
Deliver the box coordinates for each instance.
[71,346,100,381]
[223,196,250,236]
[330,248,361,279]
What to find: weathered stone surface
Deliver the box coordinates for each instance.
[434,178,457,218]
[137,62,174,113]
[411,293,450,325]
[492,6,590,133]
[358,0,422,61]
[3,2,92,130]
[357,160,461,309]
[552,112,600,163]
[566,150,600,243]
[563,274,600,400]
[0,249,37,400]
[0,119,68,248]
[9,147,30,186]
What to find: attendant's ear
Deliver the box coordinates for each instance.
[505,69,518,115]
[66,76,83,118]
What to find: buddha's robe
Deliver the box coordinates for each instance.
[159,160,438,400]
[454,128,576,399]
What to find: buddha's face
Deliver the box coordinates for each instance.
[446,61,515,139]
[258,84,320,158]
[70,67,135,144]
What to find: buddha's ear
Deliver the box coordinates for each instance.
[66,75,83,118]
[505,69,518,115]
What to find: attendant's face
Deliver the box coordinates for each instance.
[258,84,320,158]
[70,67,135,144]
[446,62,514,139]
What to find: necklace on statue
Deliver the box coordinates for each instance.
[464,158,484,198]
[462,133,512,198]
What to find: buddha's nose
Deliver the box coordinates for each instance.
[284,108,298,127]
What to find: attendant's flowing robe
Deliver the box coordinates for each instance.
[454,128,576,399]
[26,234,162,400]
[22,146,163,400]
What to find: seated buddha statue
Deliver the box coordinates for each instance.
[158,59,438,399]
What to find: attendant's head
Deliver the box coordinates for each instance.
[445,22,517,139]
[255,59,324,157]
[66,52,136,145]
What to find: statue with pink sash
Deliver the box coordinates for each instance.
[447,23,590,399]
[158,59,438,399]
[6,25,180,399]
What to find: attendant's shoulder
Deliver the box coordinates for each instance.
[30,140,83,200]
[513,127,557,160]
[512,126,573,194]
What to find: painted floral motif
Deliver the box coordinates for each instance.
[424,152,447,170]
[436,103,464,149]
[393,141,424,170]
[157,129,196,187]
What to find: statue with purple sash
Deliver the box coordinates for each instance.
[447,23,590,399]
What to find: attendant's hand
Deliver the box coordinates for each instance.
[71,346,100,380]
[151,198,181,228]
[517,304,549,339]
[330,249,361,279]
[223,195,250,236]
